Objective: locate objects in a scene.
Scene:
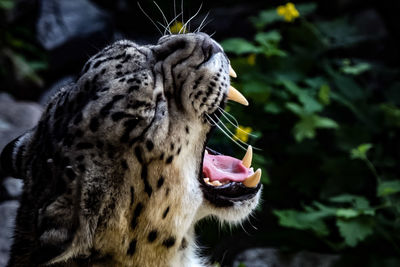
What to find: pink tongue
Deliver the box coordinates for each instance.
[203,153,253,182]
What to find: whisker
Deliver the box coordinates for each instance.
[217,107,258,138]
[137,2,163,36]
[181,0,184,31]
[179,3,203,34]
[209,31,216,38]
[173,0,176,21]
[196,11,210,33]
[153,1,169,35]
[212,114,252,148]
[206,114,247,150]
[165,12,184,35]
[198,18,213,33]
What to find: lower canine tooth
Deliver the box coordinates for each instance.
[242,145,253,168]
[243,169,261,188]
[204,178,210,183]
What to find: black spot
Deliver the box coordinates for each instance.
[210,81,216,87]
[185,126,189,134]
[89,117,99,132]
[162,237,176,248]
[127,78,135,83]
[141,165,152,197]
[116,64,123,69]
[65,167,76,180]
[100,95,124,117]
[147,230,158,242]
[127,239,137,256]
[146,140,154,151]
[165,188,170,196]
[101,68,106,74]
[120,118,141,143]
[96,141,104,149]
[134,146,143,163]
[121,159,128,169]
[73,112,83,125]
[180,238,188,250]
[166,156,173,164]
[159,153,164,160]
[177,147,181,155]
[75,129,84,137]
[157,176,164,189]
[130,186,134,205]
[76,142,94,150]
[128,85,139,92]
[78,164,86,172]
[119,78,126,83]
[162,206,170,219]
[131,202,143,229]
[170,143,174,150]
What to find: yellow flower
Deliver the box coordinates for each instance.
[170,21,187,34]
[233,125,253,143]
[277,2,300,22]
[247,54,256,66]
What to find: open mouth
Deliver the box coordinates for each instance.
[200,66,262,207]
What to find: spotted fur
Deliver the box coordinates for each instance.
[1,33,261,267]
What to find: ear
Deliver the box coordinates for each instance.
[0,133,30,179]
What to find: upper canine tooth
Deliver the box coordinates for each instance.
[242,145,253,168]
[227,86,249,106]
[243,169,261,188]
[229,65,237,78]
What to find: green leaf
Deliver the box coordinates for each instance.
[341,62,371,75]
[313,116,339,129]
[377,180,400,197]
[286,102,304,116]
[329,194,370,209]
[221,38,260,55]
[296,3,318,16]
[255,31,282,46]
[380,103,400,128]
[332,74,364,100]
[0,0,15,9]
[318,84,331,105]
[290,112,338,142]
[249,9,282,30]
[264,102,282,114]
[336,209,359,219]
[273,209,330,236]
[336,218,374,247]
[350,143,373,160]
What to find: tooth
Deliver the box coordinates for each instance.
[227,86,249,106]
[229,65,237,78]
[242,145,253,168]
[243,169,261,188]
[204,178,210,183]
[212,181,222,186]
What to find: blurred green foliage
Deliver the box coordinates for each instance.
[215,2,400,265]
[0,0,47,96]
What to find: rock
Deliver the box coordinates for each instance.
[0,93,43,153]
[233,247,340,267]
[36,0,113,72]
[0,200,19,267]
[3,178,23,198]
